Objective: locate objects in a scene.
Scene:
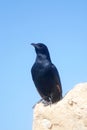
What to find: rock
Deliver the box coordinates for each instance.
[32,83,87,130]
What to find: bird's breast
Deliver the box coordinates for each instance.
[31,62,50,85]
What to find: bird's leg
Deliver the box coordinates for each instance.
[32,96,53,108]
[41,99,50,106]
[49,97,53,106]
[32,98,43,109]
[42,97,52,106]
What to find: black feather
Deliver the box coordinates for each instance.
[31,43,62,104]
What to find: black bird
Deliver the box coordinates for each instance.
[31,43,62,104]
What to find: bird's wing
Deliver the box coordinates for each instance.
[47,63,62,93]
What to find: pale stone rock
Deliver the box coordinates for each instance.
[32,83,87,130]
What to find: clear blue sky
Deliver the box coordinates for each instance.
[0,0,87,130]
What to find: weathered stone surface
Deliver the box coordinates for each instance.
[32,83,87,130]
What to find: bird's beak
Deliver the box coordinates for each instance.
[31,43,36,47]
[31,43,39,49]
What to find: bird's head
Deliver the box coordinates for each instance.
[31,43,51,61]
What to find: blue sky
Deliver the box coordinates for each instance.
[0,0,87,130]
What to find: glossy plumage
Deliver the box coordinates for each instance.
[31,43,62,104]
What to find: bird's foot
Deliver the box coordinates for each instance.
[42,98,52,106]
[32,98,52,108]
[32,99,43,109]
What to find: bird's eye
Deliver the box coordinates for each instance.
[39,44,43,48]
